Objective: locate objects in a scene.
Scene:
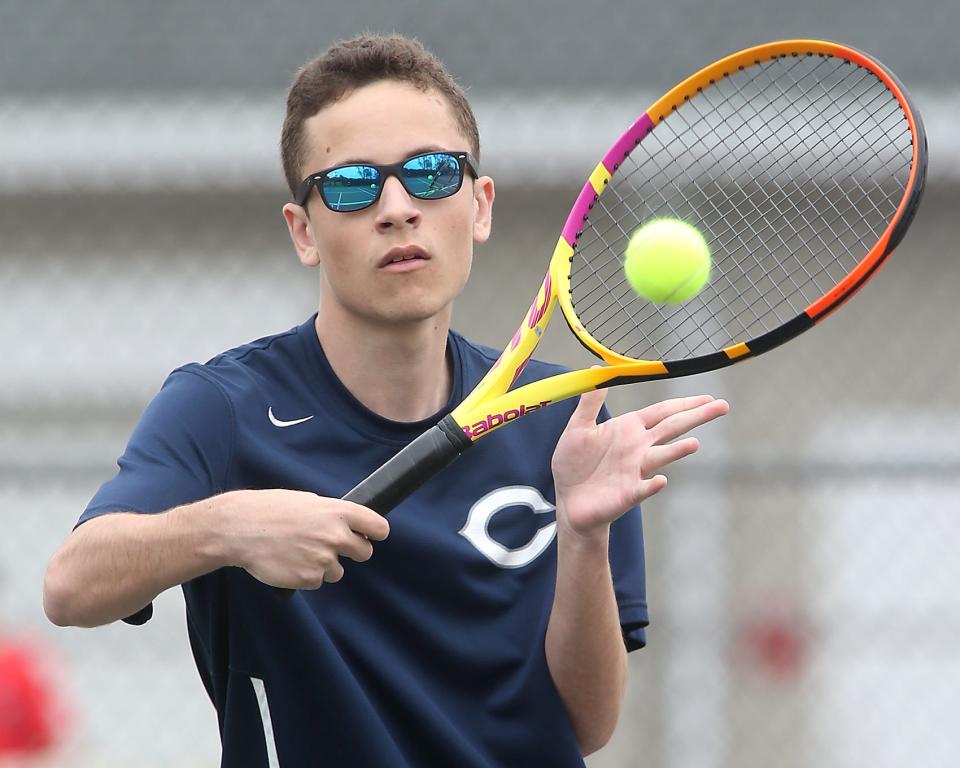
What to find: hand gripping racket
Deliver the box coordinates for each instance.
[279,39,926,595]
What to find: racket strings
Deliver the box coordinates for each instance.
[575,68,856,346]
[593,61,908,357]
[581,157,807,355]
[568,53,914,362]
[596,137,800,340]
[576,59,900,320]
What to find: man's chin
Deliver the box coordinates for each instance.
[359,301,454,327]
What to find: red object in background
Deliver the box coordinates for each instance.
[734,600,813,684]
[741,616,808,681]
[0,638,66,754]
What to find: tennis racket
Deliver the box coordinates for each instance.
[278,39,926,596]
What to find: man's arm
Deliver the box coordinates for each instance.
[43,489,389,628]
[545,389,729,754]
[545,524,626,755]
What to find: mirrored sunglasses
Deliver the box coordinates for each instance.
[296,151,478,213]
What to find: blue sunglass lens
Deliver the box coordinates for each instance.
[402,153,462,199]
[318,153,464,211]
[322,165,381,212]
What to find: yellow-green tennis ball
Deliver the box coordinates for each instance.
[623,219,711,304]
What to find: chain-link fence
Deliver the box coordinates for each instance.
[3,2,959,766]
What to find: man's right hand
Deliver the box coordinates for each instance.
[221,489,390,590]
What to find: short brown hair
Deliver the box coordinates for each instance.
[280,34,481,197]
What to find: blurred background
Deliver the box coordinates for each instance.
[1,0,958,766]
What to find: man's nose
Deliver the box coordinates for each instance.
[374,176,422,231]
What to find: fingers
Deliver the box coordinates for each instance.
[340,501,391,541]
[566,388,608,430]
[324,560,345,584]
[645,398,729,445]
[636,395,717,429]
[334,530,377,564]
[326,500,389,563]
[643,437,700,474]
[635,474,668,501]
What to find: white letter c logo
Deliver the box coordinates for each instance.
[459,486,556,569]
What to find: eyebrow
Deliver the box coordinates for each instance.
[335,146,448,166]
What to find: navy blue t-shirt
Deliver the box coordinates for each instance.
[80,316,648,767]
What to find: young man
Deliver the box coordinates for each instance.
[44,35,728,767]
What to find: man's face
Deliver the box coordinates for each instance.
[283,80,494,326]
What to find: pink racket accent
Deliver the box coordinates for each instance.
[561,182,596,245]
[601,114,654,173]
[561,114,655,246]
[527,272,552,328]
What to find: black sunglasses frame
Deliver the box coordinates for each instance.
[296,151,479,212]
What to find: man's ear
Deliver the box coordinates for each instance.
[282,202,321,267]
[472,175,495,244]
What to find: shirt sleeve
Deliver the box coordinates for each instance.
[78,365,235,624]
[609,505,648,650]
[598,405,649,651]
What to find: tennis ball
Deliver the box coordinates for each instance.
[623,219,711,304]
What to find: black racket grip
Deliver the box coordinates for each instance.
[342,414,472,513]
[273,415,470,599]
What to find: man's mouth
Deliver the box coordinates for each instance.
[379,245,431,268]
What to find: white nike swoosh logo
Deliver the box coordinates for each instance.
[268,407,315,428]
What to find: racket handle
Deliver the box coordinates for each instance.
[273,414,470,599]
[343,414,472,513]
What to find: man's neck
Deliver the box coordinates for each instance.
[314,306,453,423]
